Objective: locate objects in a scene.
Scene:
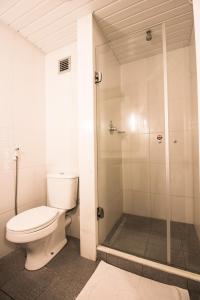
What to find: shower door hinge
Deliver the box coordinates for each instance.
[95,71,102,84]
[97,207,104,220]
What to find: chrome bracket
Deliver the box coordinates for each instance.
[95,71,102,84]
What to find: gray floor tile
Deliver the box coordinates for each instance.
[97,250,107,262]
[167,273,187,289]
[170,248,186,269]
[0,237,98,300]
[46,247,98,279]
[103,214,200,273]
[142,265,168,284]
[0,249,25,287]
[0,290,13,300]
[124,215,151,234]
[144,243,167,263]
[190,292,200,300]
[148,233,166,247]
[112,238,147,257]
[151,219,166,235]
[171,238,182,250]
[184,252,200,273]
[107,254,142,275]
[39,256,98,300]
[37,275,88,300]
[188,280,200,293]
[182,237,200,254]
[171,222,195,240]
[1,267,57,300]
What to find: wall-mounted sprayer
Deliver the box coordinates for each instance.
[13,147,20,161]
[13,147,20,215]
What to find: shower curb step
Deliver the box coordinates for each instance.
[97,249,200,296]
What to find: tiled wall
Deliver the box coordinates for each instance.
[167,46,194,223]
[45,43,79,238]
[96,40,123,243]
[0,23,46,257]
[120,46,194,223]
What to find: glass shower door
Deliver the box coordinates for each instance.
[96,24,170,265]
[96,42,123,245]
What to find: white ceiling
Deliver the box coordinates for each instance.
[0,0,193,63]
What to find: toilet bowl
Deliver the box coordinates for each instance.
[6,173,78,271]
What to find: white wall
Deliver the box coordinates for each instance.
[0,22,46,257]
[45,43,79,238]
[121,47,194,223]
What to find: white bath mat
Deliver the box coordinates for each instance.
[76,261,189,300]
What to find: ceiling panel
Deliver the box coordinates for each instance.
[0,0,194,64]
[0,0,19,15]
[0,0,45,24]
[10,0,66,30]
[27,0,116,43]
[96,0,181,27]
[100,0,190,32]
[106,5,192,39]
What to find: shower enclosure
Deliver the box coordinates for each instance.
[96,11,200,274]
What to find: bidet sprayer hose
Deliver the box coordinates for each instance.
[13,147,20,215]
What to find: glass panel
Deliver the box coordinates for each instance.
[97,6,200,276]
[96,43,123,244]
[166,15,200,272]
[97,24,169,265]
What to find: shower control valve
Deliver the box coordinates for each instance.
[156,134,163,143]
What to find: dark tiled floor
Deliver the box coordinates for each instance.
[0,237,99,300]
[103,214,200,274]
[1,235,200,300]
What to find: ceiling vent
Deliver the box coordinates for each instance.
[59,57,71,73]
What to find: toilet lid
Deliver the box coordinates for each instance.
[7,206,58,233]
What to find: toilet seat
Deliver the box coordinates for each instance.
[6,206,59,243]
[7,206,58,233]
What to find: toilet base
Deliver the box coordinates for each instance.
[25,212,69,271]
[25,237,67,271]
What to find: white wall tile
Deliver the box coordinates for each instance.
[0,211,15,257]
[120,45,195,224]
[171,195,193,223]
[149,132,165,163]
[0,22,45,257]
[150,163,166,195]
[170,163,193,198]
[123,190,151,217]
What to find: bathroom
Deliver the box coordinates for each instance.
[0,0,200,299]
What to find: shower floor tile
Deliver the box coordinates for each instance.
[102,214,200,274]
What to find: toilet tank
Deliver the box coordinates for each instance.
[47,173,78,210]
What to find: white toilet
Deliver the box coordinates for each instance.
[6,173,78,271]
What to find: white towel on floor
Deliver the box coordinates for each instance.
[76,261,189,300]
